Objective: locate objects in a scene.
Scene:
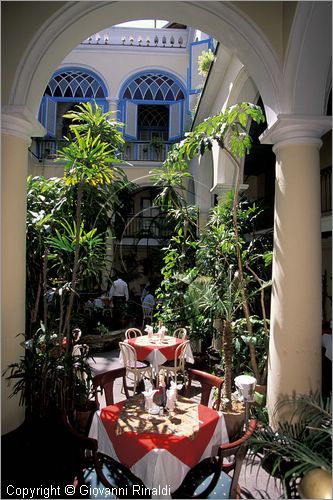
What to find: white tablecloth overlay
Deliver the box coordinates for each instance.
[119,337,194,373]
[89,409,228,499]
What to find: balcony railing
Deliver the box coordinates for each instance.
[321,166,332,214]
[80,27,188,49]
[33,139,172,163]
[33,139,68,161]
[122,216,174,240]
[122,142,172,162]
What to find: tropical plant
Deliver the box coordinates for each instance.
[198,49,215,77]
[249,393,332,497]
[3,324,93,418]
[150,136,164,152]
[151,102,268,411]
[15,103,134,418]
[26,176,68,333]
[57,101,125,337]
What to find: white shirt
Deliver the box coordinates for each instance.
[109,278,129,301]
[93,297,104,309]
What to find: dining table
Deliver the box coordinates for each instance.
[89,393,229,498]
[119,334,194,375]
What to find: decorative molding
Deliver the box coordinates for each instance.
[1,105,45,142]
[210,182,249,197]
[260,114,332,152]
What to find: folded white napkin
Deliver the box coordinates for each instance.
[142,388,159,410]
[144,325,154,338]
[169,380,182,396]
[157,325,167,340]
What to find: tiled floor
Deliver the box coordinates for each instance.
[88,348,283,499]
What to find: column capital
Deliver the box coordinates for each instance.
[1,105,45,142]
[260,114,332,153]
[106,97,119,103]
[210,182,249,200]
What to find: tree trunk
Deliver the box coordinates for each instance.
[43,247,49,328]
[222,319,233,412]
[229,147,260,382]
[63,183,83,338]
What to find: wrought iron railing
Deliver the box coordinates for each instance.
[321,166,332,213]
[33,139,172,163]
[122,216,173,239]
[121,141,172,162]
[34,139,68,161]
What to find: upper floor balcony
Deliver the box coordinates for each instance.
[80,26,189,49]
[31,138,172,164]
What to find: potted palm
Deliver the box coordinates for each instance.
[249,393,332,498]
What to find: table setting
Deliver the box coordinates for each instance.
[89,382,228,498]
[119,324,194,375]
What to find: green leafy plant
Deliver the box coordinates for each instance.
[151,103,268,412]
[150,136,164,152]
[249,393,332,497]
[198,49,215,77]
[58,101,125,337]
[3,324,93,417]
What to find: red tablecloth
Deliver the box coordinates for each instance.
[127,335,184,362]
[100,399,219,469]
[89,396,228,496]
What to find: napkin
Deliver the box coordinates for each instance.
[169,380,182,398]
[144,325,154,339]
[157,325,167,340]
[142,388,159,411]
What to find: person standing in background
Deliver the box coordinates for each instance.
[109,274,129,328]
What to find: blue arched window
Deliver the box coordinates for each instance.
[39,68,108,137]
[119,71,187,141]
[121,73,185,101]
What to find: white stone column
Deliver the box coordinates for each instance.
[107,97,120,118]
[1,109,44,434]
[261,115,331,423]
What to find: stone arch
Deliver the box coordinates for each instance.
[7,1,283,127]
[283,2,332,115]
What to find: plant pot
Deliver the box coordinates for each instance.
[74,400,97,434]
[255,384,267,395]
[190,338,202,353]
[222,407,245,441]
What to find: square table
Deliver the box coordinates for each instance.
[89,394,228,498]
[120,334,194,374]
